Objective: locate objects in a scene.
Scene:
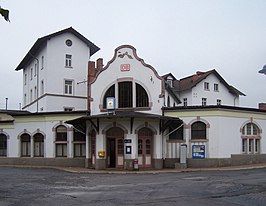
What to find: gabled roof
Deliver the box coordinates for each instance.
[162,73,177,80]
[174,69,245,96]
[15,27,100,71]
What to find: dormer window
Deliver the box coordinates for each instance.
[167,79,173,88]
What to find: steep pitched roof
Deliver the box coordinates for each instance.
[15,27,100,71]
[174,69,245,96]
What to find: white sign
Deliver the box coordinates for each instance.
[106,97,116,110]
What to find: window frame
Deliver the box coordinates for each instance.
[202,98,207,106]
[65,54,72,68]
[183,98,187,106]
[214,83,219,92]
[191,121,207,140]
[241,123,261,154]
[64,79,74,95]
[204,82,209,91]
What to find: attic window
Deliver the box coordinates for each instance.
[167,80,173,88]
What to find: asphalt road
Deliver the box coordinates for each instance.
[0,167,266,206]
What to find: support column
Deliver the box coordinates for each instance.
[30,136,34,157]
[85,125,91,168]
[68,130,73,158]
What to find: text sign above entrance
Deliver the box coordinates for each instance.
[120,64,130,72]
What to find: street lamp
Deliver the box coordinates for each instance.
[259,65,266,75]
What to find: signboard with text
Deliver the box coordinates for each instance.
[192,145,205,159]
[120,64,130,72]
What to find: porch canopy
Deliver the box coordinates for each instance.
[65,111,182,134]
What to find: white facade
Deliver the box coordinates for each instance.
[177,71,242,107]
[0,28,266,170]
[164,107,266,162]
[18,28,99,113]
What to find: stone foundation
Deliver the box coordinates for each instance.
[95,158,106,170]
[0,157,85,167]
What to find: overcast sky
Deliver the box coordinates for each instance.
[0,0,265,110]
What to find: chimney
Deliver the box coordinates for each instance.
[96,58,103,71]
[87,61,95,115]
[88,61,96,82]
[259,103,266,111]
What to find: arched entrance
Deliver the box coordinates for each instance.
[106,127,124,168]
[138,127,153,168]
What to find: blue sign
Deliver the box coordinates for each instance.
[192,145,205,159]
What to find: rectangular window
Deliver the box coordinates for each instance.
[204,82,209,90]
[41,80,44,95]
[30,68,33,80]
[56,144,67,157]
[24,94,27,105]
[65,54,72,67]
[214,83,219,92]
[242,139,247,153]
[24,74,27,85]
[34,86,37,99]
[183,98,187,106]
[74,143,86,157]
[169,124,184,141]
[202,98,207,106]
[64,80,73,95]
[34,63,37,77]
[249,139,254,153]
[255,139,260,153]
[167,80,173,88]
[30,89,33,102]
[64,107,74,112]
[217,99,221,105]
[118,81,132,108]
[41,56,44,69]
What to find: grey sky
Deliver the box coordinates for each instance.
[0,0,265,109]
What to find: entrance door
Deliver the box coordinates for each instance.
[106,127,124,168]
[138,128,153,168]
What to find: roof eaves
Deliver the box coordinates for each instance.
[15,27,100,71]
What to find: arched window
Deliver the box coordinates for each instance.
[0,134,7,157]
[21,133,31,157]
[242,123,261,154]
[102,82,149,109]
[73,129,86,157]
[55,125,67,157]
[191,121,206,140]
[33,133,44,157]
[136,83,148,107]
[103,84,115,109]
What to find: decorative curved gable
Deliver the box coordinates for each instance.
[90,45,165,97]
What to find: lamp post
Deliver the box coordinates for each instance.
[259,65,266,75]
[5,97,8,110]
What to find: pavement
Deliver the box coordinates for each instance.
[1,163,266,174]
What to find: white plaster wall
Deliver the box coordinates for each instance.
[166,112,266,159]
[1,114,83,158]
[180,74,239,106]
[91,46,164,115]
[46,33,89,96]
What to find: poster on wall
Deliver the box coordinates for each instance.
[192,145,205,159]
